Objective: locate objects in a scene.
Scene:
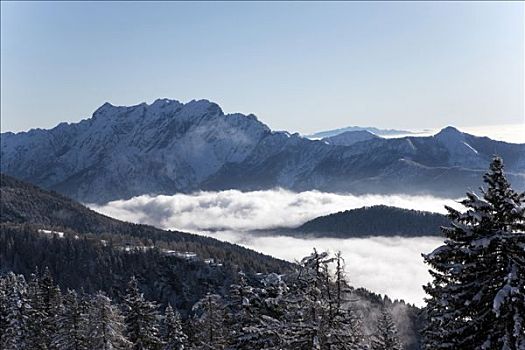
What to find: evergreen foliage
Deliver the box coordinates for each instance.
[1,250,409,350]
[86,292,130,350]
[423,157,525,349]
[52,289,90,350]
[123,277,163,350]
[371,308,402,350]
[297,205,448,237]
[162,304,188,350]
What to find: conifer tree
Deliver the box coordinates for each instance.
[1,273,29,350]
[0,274,9,348]
[52,289,89,350]
[40,267,63,349]
[227,272,262,349]
[86,292,130,350]
[162,304,187,350]
[371,308,402,350]
[190,292,228,349]
[123,277,163,350]
[423,156,525,349]
[26,271,50,350]
[236,273,289,350]
[325,253,364,350]
[284,249,333,349]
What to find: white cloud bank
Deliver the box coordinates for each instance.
[203,231,443,307]
[90,189,460,232]
[89,189,459,306]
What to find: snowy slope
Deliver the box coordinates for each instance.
[2,99,524,203]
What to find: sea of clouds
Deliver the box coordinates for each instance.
[90,189,461,232]
[90,189,462,306]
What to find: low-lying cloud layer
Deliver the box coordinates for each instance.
[202,230,442,306]
[90,189,459,232]
[89,189,458,305]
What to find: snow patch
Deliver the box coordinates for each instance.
[38,229,65,238]
[462,141,479,155]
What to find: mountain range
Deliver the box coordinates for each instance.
[305,125,424,139]
[2,98,524,203]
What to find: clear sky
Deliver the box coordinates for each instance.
[1,1,523,134]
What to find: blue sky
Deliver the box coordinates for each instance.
[1,1,523,134]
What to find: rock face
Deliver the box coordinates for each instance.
[2,99,524,203]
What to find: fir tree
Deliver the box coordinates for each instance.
[26,271,50,350]
[284,249,333,349]
[423,156,525,349]
[123,277,163,350]
[325,253,364,350]
[0,275,9,348]
[86,292,130,350]
[371,308,402,350]
[237,273,289,350]
[227,272,261,349]
[52,289,89,350]
[40,267,63,349]
[190,292,228,349]
[162,304,187,350]
[1,273,29,350]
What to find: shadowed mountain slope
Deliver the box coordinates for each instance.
[2,99,524,203]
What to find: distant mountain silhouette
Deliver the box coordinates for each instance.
[2,99,524,203]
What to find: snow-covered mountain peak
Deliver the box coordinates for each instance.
[435,126,464,139]
[93,101,119,117]
[2,99,524,203]
[182,99,223,116]
[91,99,224,122]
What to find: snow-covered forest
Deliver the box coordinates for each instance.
[1,251,402,350]
[1,157,524,349]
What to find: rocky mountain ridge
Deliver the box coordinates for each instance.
[2,99,524,203]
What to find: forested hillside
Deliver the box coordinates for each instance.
[0,173,423,349]
[294,205,448,237]
[1,251,420,350]
[0,173,291,274]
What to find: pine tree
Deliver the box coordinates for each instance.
[86,292,130,350]
[190,292,228,349]
[162,304,188,350]
[26,271,50,350]
[229,273,288,350]
[1,273,30,350]
[0,274,9,348]
[423,156,525,349]
[123,277,163,350]
[227,272,262,349]
[284,249,333,349]
[40,267,63,349]
[325,253,364,350]
[52,289,90,350]
[371,308,402,350]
